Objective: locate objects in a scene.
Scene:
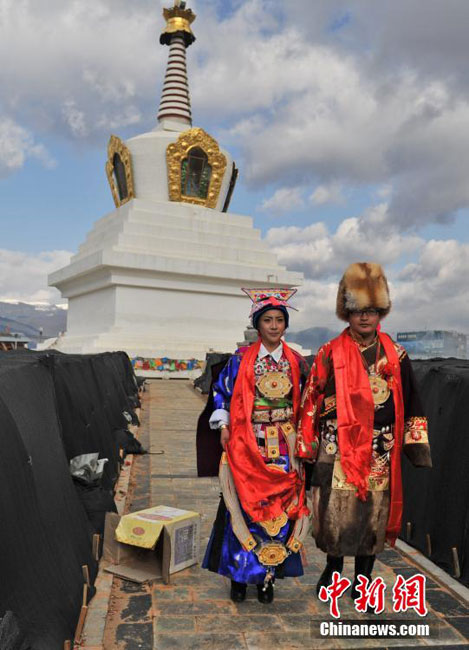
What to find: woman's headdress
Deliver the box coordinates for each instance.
[242,287,298,329]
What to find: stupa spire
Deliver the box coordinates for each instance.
[157,0,196,127]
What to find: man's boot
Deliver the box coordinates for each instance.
[316,555,344,597]
[230,580,247,602]
[351,555,376,600]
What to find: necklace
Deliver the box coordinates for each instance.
[350,329,378,349]
[356,338,390,406]
[354,336,380,375]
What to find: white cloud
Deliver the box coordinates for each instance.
[62,101,88,138]
[394,239,469,322]
[0,0,161,144]
[310,183,344,205]
[266,209,469,333]
[0,249,72,303]
[0,116,55,177]
[294,0,469,86]
[260,186,305,214]
[287,237,469,334]
[235,61,469,229]
[292,279,339,331]
[266,210,423,279]
[193,2,469,229]
[375,184,392,200]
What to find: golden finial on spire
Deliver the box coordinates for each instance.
[160,0,196,47]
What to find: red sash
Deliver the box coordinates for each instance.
[226,339,308,523]
[332,329,404,545]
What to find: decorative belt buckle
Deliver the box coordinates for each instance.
[256,371,292,399]
[255,541,289,567]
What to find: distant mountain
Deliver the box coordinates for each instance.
[286,326,339,354]
[0,302,67,339]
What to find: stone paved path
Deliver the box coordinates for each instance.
[102,380,469,649]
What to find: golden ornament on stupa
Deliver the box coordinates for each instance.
[160,0,196,47]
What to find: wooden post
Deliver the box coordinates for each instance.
[82,564,90,587]
[93,533,101,561]
[406,522,412,540]
[82,583,89,607]
[74,605,88,644]
[452,547,461,578]
[426,534,432,557]
[64,641,71,650]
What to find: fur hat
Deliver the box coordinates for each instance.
[336,262,391,321]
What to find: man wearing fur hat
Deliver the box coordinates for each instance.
[296,262,431,599]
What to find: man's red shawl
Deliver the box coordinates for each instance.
[331,329,404,545]
[226,338,308,523]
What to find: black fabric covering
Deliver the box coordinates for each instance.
[196,358,230,476]
[74,481,118,536]
[48,351,140,490]
[114,428,146,456]
[0,612,31,650]
[0,349,139,649]
[401,358,469,587]
[127,431,145,454]
[51,356,120,489]
[205,496,228,571]
[193,353,231,395]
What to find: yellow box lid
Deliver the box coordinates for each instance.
[115,505,199,549]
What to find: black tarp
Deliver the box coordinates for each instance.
[402,358,469,587]
[0,611,31,650]
[193,352,231,395]
[0,349,139,649]
[50,355,121,490]
[196,357,229,476]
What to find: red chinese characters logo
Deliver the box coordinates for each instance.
[318,572,427,618]
[353,576,387,614]
[392,573,428,616]
[318,571,351,618]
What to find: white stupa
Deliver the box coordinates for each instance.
[49,1,303,359]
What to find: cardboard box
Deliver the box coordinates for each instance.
[103,505,200,584]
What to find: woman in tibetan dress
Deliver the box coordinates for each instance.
[296,263,432,598]
[202,288,310,603]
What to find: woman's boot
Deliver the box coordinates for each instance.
[230,580,247,602]
[257,579,274,604]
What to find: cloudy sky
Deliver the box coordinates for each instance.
[1,0,468,334]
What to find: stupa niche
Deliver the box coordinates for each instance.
[48,1,303,359]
